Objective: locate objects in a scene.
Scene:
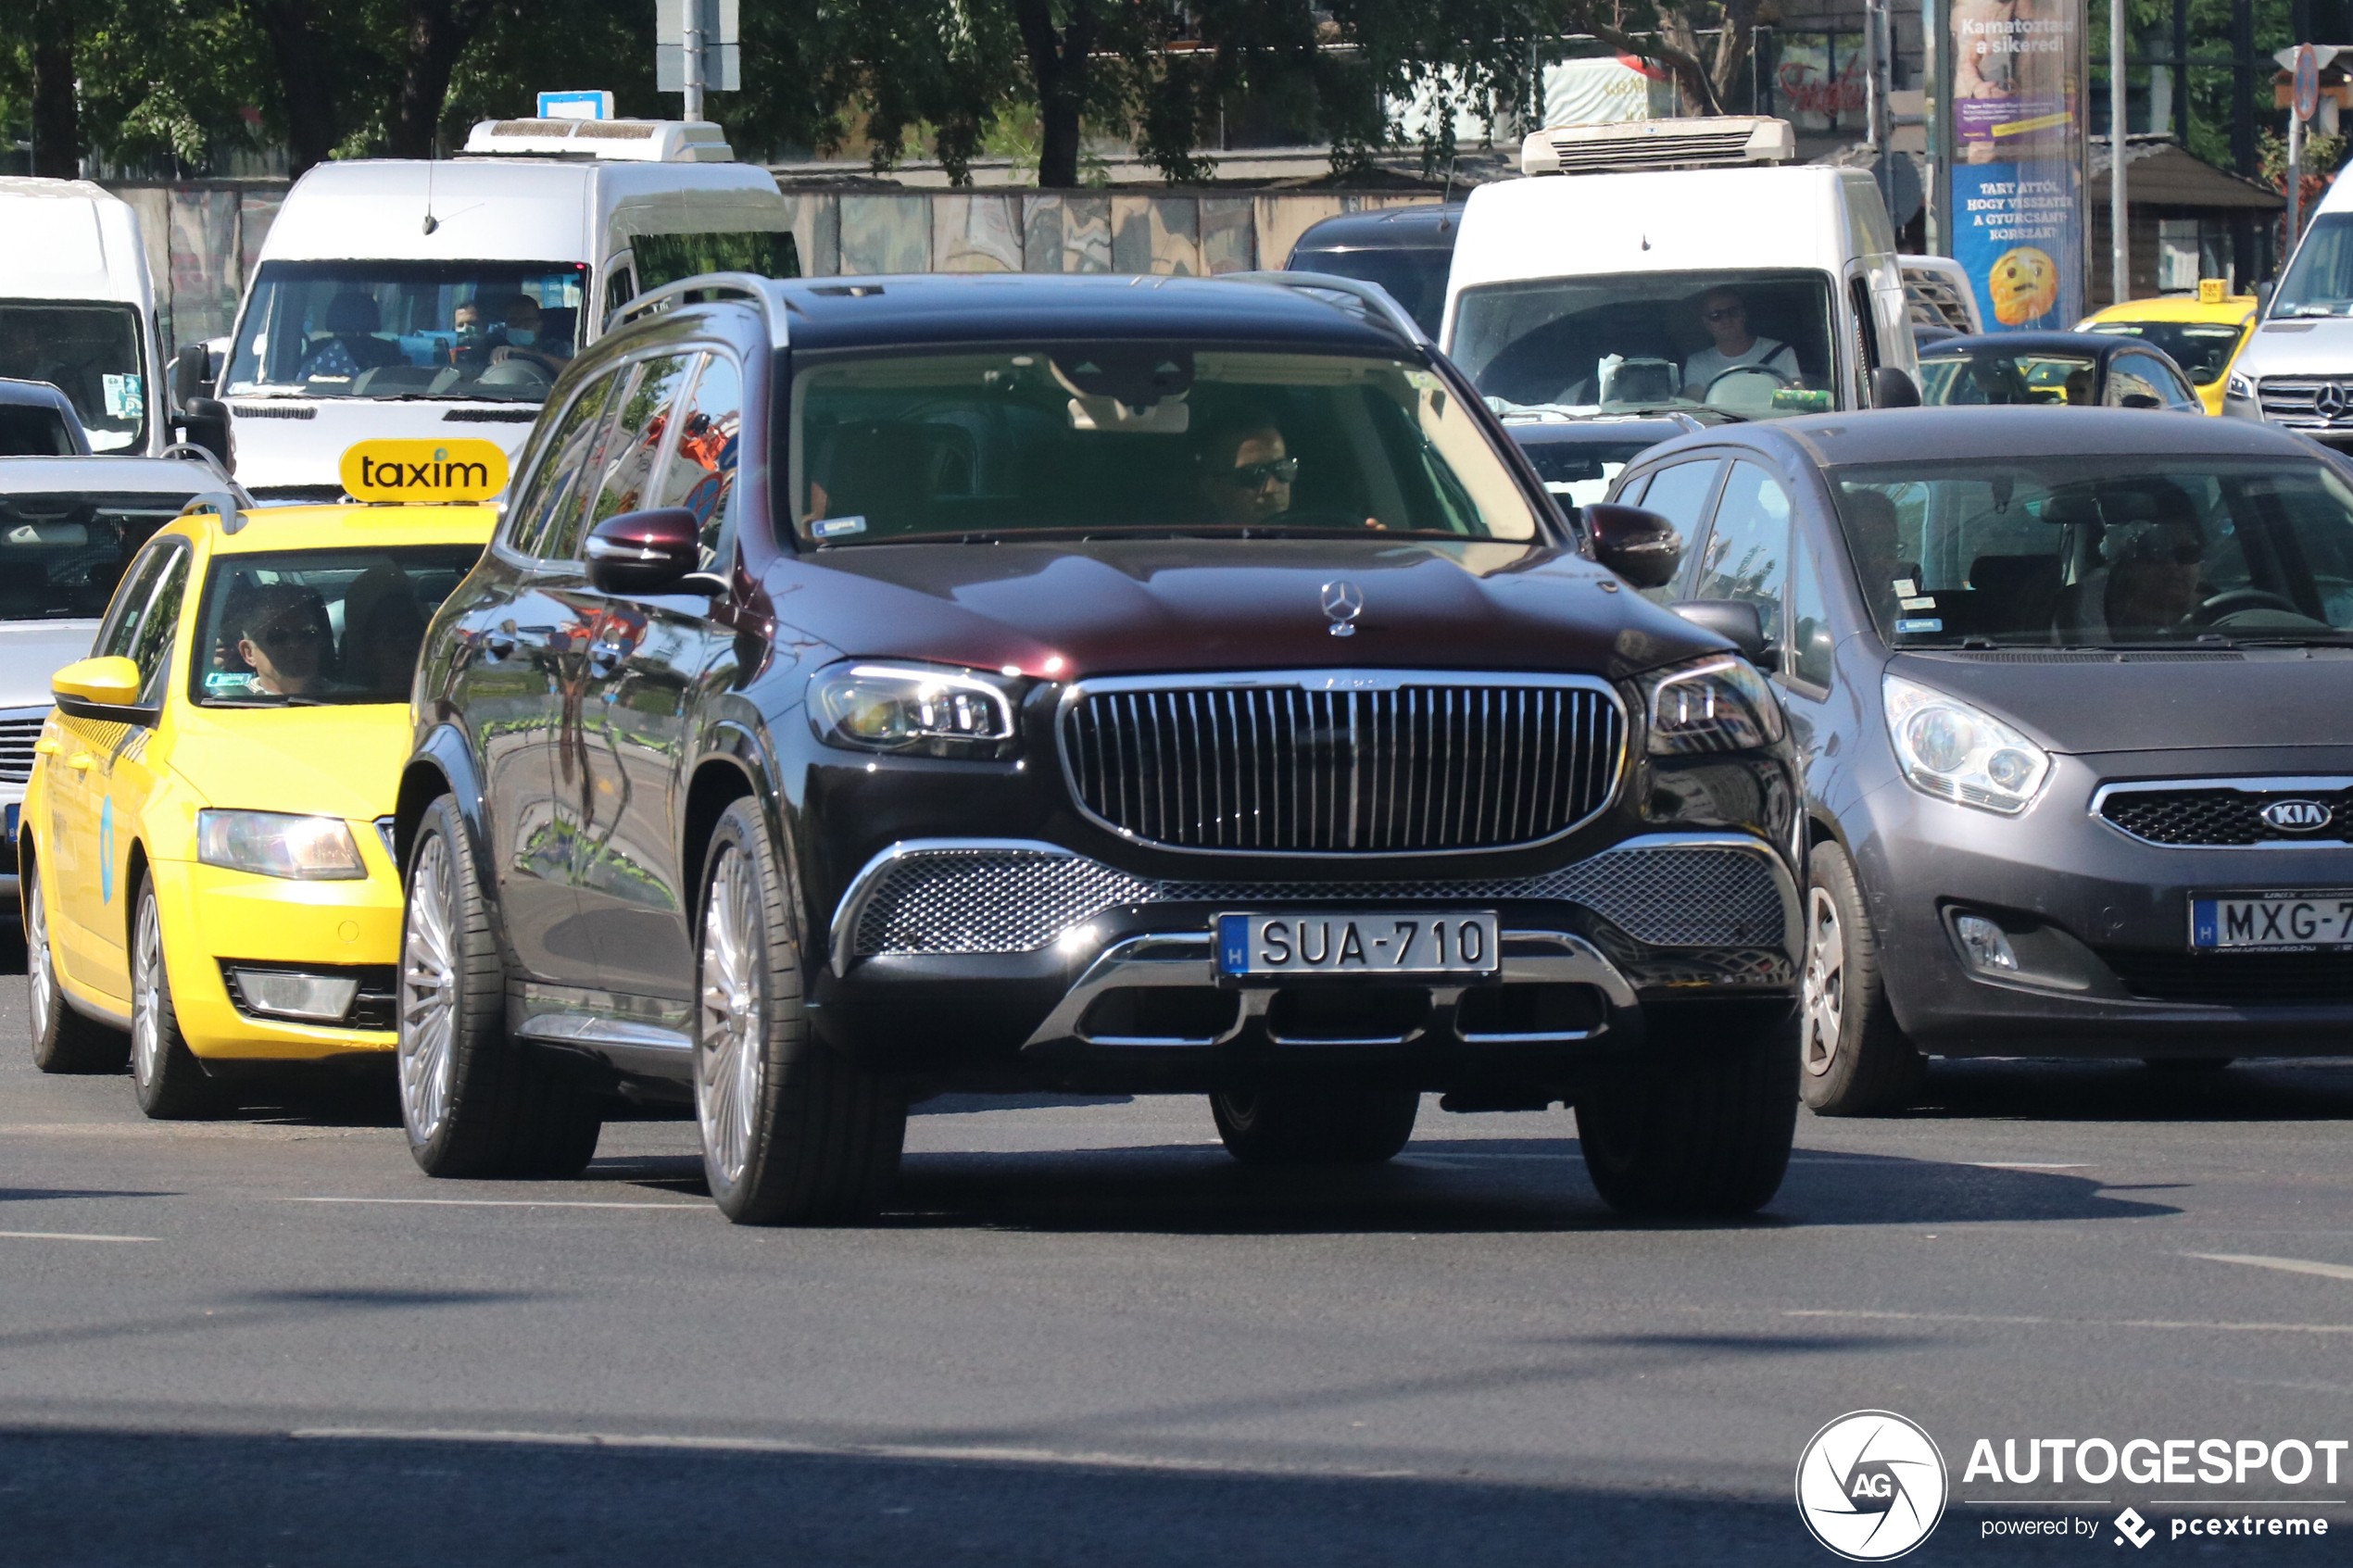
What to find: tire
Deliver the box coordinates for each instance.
[1210,1086,1420,1165]
[24,859,130,1074]
[695,798,905,1224]
[397,796,601,1179]
[130,877,221,1120]
[1797,840,1926,1117]
[1576,1021,1800,1217]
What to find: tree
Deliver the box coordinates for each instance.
[29,0,80,176]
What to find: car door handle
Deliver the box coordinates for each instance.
[67,753,92,771]
[586,641,629,677]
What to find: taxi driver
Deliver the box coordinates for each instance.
[234,584,334,696]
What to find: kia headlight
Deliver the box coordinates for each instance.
[196,810,367,880]
[1882,673,2050,814]
[809,661,1021,759]
[2225,370,2256,403]
[1640,654,1786,754]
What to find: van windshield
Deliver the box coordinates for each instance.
[2271,213,2353,317]
[1451,270,1837,420]
[222,261,590,404]
[0,302,146,451]
[1829,458,2353,647]
[0,490,184,620]
[190,545,483,706]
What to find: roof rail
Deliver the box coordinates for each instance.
[614,271,780,335]
[1219,270,1428,347]
[177,490,248,533]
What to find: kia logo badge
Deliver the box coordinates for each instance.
[1321,579,1364,638]
[2260,798,2334,832]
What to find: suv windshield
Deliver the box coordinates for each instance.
[791,347,1539,544]
[1451,270,1837,420]
[1830,458,2353,647]
[190,544,482,706]
[222,261,589,404]
[0,490,185,619]
[2272,213,2353,317]
[0,301,146,451]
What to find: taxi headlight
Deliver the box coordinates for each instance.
[2226,371,2257,403]
[196,810,367,880]
[1640,654,1787,754]
[1882,673,2050,814]
[809,662,1021,759]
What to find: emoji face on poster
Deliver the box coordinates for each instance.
[1989,247,2060,325]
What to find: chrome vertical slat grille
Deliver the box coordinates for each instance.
[1058,673,1626,855]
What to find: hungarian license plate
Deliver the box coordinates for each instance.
[1216,911,1500,977]
[3,804,14,841]
[2190,890,2353,951]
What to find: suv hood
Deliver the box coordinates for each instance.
[770,537,1723,679]
[2235,319,2353,375]
[1893,648,2353,754]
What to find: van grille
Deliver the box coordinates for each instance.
[1058,676,1625,855]
[2256,378,2353,429]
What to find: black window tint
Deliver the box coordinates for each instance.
[508,376,616,559]
[1694,459,1792,648]
[651,354,744,571]
[1789,534,1834,688]
[130,546,189,703]
[632,232,801,291]
[94,545,172,664]
[573,354,697,557]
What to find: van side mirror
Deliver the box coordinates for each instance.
[173,342,214,406]
[585,508,723,596]
[52,655,150,720]
[1870,366,1921,408]
[177,395,233,472]
[1671,599,1771,661]
[1581,503,1682,589]
[2256,279,2276,319]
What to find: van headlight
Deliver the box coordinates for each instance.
[2226,371,2257,403]
[1640,654,1786,754]
[809,661,1021,759]
[1882,673,2050,814]
[196,810,368,880]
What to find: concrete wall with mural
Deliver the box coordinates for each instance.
[105,181,1438,354]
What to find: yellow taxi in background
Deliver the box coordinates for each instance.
[2075,286,2256,415]
[20,444,497,1117]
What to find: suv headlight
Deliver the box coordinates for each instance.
[1882,673,2050,814]
[2226,370,2257,403]
[809,661,1021,759]
[1640,654,1786,754]
[196,810,367,880]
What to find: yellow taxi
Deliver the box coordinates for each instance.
[2075,283,2257,415]
[19,442,499,1117]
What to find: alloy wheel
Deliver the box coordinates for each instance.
[1801,885,1844,1078]
[696,844,763,1190]
[399,834,459,1141]
[27,874,54,1043]
[131,893,164,1089]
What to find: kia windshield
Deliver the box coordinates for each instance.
[1451,270,1838,420]
[0,301,147,451]
[0,490,184,620]
[190,545,482,707]
[222,261,589,404]
[790,347,1540,544]
[1830,457,2353,647]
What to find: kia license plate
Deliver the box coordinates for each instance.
[1216,912,1500,977]
[2190,890,2353,951]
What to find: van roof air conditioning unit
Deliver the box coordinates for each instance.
[461,119,736,163]
[1521,117,1796,177]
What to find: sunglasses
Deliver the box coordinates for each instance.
[1704,306,1746,322]
[252,624,325,649]
[1222,458,1300,488]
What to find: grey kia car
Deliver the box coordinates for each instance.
[1603,407,2353,1112]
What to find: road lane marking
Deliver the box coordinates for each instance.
[0,1230,157,1243]
[2187,1252,2353,1283]
[1783,1308,2353,1335]
[288,1197,704,1211]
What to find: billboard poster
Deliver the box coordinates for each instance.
[1947,0,2085,330]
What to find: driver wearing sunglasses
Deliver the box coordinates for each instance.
[1682,287,1801,400]
[1198,420,1301,527]
[232,584,337,697]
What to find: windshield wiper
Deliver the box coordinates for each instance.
[205,696,333,707]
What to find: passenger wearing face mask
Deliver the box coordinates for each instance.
[488,295,568,376]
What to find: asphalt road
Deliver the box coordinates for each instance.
[4,939,2351,1566]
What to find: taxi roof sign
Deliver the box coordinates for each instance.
[340,439,509,504]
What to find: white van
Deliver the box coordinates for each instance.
[211,119,793,499]
[0,179,170,458]
[2220,173,2353,450]
[1442,133,1917,422]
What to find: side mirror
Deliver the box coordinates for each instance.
[585,508,716,596]
[2256,279,2276,319]
[1581,503,1682,590]
[1671,598,1771,661]
[53,655,148,719]
[1870,366,1921,408]
[172,342,214,407]
[179,395,233,472]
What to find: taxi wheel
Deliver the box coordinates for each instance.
[25,859,130,1074]
[1576,1018,1800,1217]
[398,797,601,1179]
[1209,1087,1420,1164]
[1798,842,1927,1118]
[131,877,222,1120]
[694,798,905,1225]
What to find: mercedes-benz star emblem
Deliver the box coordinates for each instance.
[1321,579,1364,638]
[2319,383,2349,420]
